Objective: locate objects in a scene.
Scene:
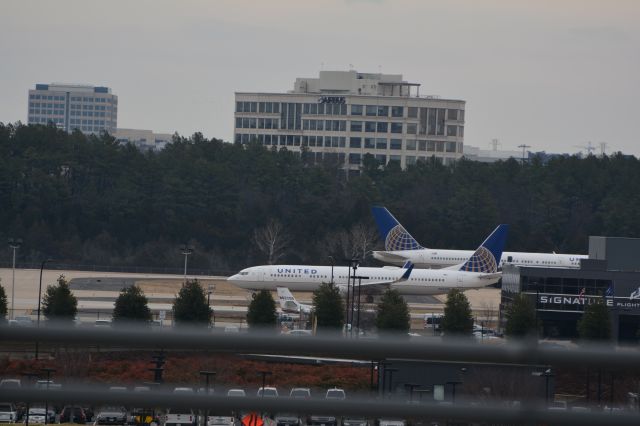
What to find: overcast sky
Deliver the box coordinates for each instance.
[1,0,638,155]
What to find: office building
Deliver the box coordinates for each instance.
[501,236,640,342]
[27,83,118,134]
[234,71,465,171]
[115,128,174,151]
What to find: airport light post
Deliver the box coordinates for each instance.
[180,244,194,285]
[207,284,215,328]
[257,370,272,397]
[35,258,52,360]
[348,259,359,338]
[8,238,22,320]
[352,275,369,337]
[404,383,421,404]
[328,256,335,284]
[22,371,41,426]
[41,367,56,425]
[386,368,398,398]
[200,370,216,426]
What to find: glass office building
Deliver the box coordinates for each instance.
[234,71,465,171]
[27,83,118,134]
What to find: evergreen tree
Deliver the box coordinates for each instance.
[375,289,410,336]
[442,288,473,336]
[0,281,7,323]
[312,282,344,334]
[578,300,611,342]
[505,294,538,338]
[246,289,277,331]
[113,285,152,325]
[172,280,212,327]
[42,275,77,322]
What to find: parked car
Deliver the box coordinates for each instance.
[206,414,235,426]
[10,316,33,327]
[0,379,21,389]
[94,406,127,425]
[226,389,246,397]
[256,387,278,398]
[163,408,197,426]
[0,402,18,423]
[342,417,369,426]
[24,407,55,424]
[289,388,311,399]
[95,319,112,328]
[325,388,346,400]
[59,406,87,424]
[308,414,338,426]
[274,413,301,426]
[377,420,405,426]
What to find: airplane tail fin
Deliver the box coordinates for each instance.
[276,286,300,312]
[400,261,414,281]
[371,206,424,251]
[459,224,509,273]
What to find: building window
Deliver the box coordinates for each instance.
[376,138,387,149]
[458,126,464,137]
[436,141,445,152]
[389,155,401,163]
[349,153,361,165]
[390,122,403,134]
[235,118,242,128]
[390,139,402,150]
[365,121,376,132]
[448,109,458,120]
[375,154,387,164]
[376,122,388,133]
[427,141,435,151]
[365,105,377,116]
[408,107,418,118]
[350,137,362,148]
[364,137,375,148]
[406,123,417,135]
[406,156,416,166]
[351,104,363,115]
[446,142,457,152]
[377,105,389,117]
[350,121,363,132]
[406,140,416,150]
[391,106,404,117]
[447,125,457,137]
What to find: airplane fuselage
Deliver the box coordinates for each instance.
[228,265,499,295]
[373,249,587,269]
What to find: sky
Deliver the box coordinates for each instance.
[1,0,639,155]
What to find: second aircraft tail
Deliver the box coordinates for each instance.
[371,206,424,251]
[459,224,509,273]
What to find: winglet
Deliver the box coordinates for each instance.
[400,261,414,280]
[459,224,509,273]
[371,206,424,251]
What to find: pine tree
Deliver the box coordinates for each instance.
[375,289,410,336]
[0,281,7,323]
[578,300,611,342]
[246,289,277,331]
[505,294,538,338]
[42,275,77,322]
[172,280,212,327]
[312,282,344,334]
[113,285,152,325]
[442,288,473,336]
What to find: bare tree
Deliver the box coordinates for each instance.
[480,300,498,329]
[349,222,379,262]
[254,219,290,264]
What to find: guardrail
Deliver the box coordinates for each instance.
[1,325,639,425]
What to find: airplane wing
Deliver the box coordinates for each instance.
[356,263,414,293]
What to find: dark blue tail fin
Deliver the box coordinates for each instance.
[371,206,424,251]
[459,224,509,273]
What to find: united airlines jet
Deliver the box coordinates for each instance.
[228,224,508,296]
[371,206,586,269]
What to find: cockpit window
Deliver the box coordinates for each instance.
[239,271,249,276]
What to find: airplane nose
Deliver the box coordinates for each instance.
[227,274,239,281]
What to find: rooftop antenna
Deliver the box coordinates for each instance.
[599,142,608,156]
[490,138,501,151]
[574,141,596,156]
[517,144,531,165]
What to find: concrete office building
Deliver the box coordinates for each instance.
[27,83,118,134]
[501,236,640,342]
[234,70,465,171]
[115,128,174,151]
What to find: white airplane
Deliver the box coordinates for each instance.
[371,206,587,269]
[276,287,312,314]
[228,224,508,296]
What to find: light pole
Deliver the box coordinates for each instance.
[207,284,215,328]
[180,244,193,285]
[353,275,369,337]
[35,258,52,360]
[257,370,272,397]
[41,367,56,425]
[8,238,22,320]
[327,256,335,284]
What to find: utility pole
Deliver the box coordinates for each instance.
[517,144,531,165]
[180,245,194,285]
[8,238,22,320]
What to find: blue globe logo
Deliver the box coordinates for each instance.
[460,247,497,273]
[385,225,421,251]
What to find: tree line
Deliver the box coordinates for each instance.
[2,122,640,273]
